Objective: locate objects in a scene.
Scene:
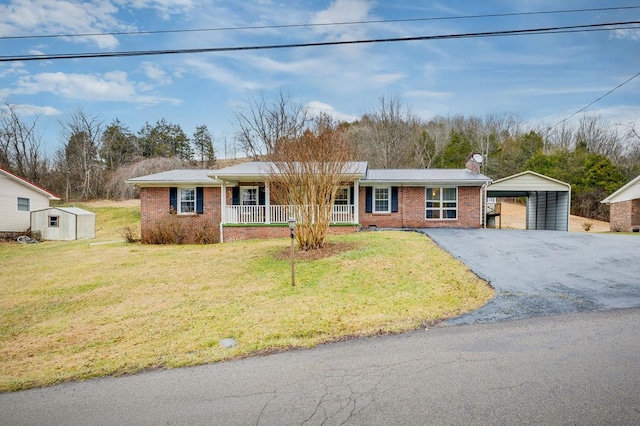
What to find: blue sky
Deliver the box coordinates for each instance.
[1,0,639,158]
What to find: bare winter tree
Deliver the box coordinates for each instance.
[0,102,47,183]
[267,115,356,251]
[57,109,103,200]
[354,96,421,168]
[234,91,310,158]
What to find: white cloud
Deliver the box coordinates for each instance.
[305,101,358,122]
[370,73,405,86]
[184,58,262,91]
[115,0,193,20]
[139,62,172,85]
[0,62,28,78]
[612,29,640,41]
[311,0,375,40]
[4,103,61,116]
[0,0,127,49]
[404,90,453,99]
[10,71,181,106]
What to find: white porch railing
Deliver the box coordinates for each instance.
[224,205,355,224]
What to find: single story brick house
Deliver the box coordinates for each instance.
[602,174,640,232]
[126,157,491,243]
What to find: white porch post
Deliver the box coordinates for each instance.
[220,182,226,242]
[353,179,360,224]
[265,181,271,224]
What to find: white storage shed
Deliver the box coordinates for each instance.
[486,171,571,231]
[31,207,96,240]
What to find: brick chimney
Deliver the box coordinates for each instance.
[465,153,483,174]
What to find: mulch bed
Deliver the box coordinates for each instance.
[274,241,360,261]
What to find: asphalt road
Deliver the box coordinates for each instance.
[3,229,640,425]
[2,309,640,425]
[422,229,640,324]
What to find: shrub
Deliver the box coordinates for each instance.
[142,214,218,244]
[119,225,140,243]
[581,222,593,232]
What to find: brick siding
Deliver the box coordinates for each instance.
[609,199,640,232]
[359,186,482,229]
[140,184,483,243]
[140,186,222,243]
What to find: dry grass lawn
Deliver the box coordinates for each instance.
[0,203,493,392]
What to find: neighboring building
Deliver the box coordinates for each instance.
[126,160,492,243]
[0,167,60,234]
[602,174,640,232]
[31,207,96,240]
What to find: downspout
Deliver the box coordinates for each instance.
[481,181,490,228]
[216,176,225,243]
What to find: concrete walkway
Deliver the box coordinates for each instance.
[421,229,640,324]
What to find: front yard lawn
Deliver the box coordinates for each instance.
[0,208,493,391]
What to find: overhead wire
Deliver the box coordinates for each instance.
[1,20,638,62]
[545,71,640,132]
[1,5,639,41]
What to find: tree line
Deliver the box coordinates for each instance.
[2,95,639,220]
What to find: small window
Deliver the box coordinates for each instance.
[17,197,30,212]
[426,187,457,220]
[334,187,350,205]
[49,216,59,227]
[373,187,390,213]
[179,188,195,213]
[241,187,258,206]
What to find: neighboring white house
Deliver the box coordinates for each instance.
[31,207,96,240]
[602,174,640,232]
[0,167,60,233]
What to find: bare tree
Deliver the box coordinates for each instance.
[58,109,103,200]
[351,96,421,168]
[267,115,356,251]
[0,102,47,183]
[234,91,309,158]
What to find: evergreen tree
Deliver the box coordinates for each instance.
[192,125,216,167]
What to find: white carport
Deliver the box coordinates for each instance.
[31,207,96,240]
[486,171,571,231]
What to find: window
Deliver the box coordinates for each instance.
[334,187,350,205]
[179,188,196,213]
[374,187,390,213]
[241,187,258,206]
[17,197,30,212]
[49,216,59,227]
[426,187,457,220]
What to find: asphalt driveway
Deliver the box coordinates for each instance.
[421,229,640,324]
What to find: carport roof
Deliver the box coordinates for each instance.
[487,171,570,197]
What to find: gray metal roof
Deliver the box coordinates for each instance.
[31,207,94,215]
[362,168,491,185]
[125,169,219,186]
[210,161,368,181]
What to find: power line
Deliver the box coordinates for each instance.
[546,71,640,131]
[1,5,639,41]
[1,20,638,63]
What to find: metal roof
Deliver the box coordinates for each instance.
[31,207,95,216]
[362,168,491,186]
[125,169,220,186]
[210,161,369,181]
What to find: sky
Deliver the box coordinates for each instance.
[1,0,639,158]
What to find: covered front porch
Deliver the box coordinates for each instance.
[219,179,360,226]
[224,204,356,224]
